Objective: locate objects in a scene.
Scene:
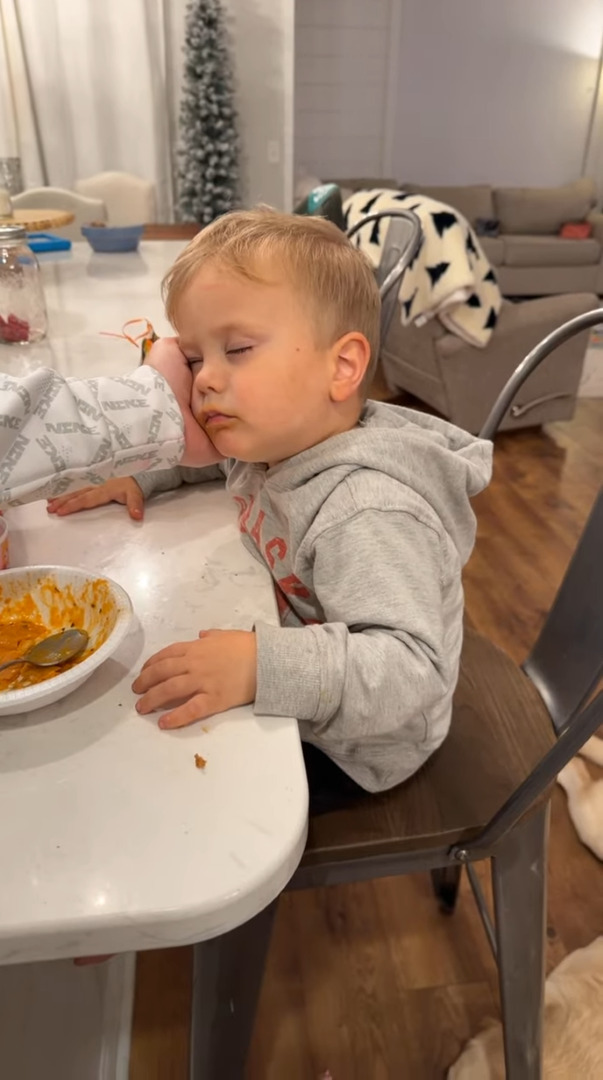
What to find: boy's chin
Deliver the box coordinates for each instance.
[210,432,264,464]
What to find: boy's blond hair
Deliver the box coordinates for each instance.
[162,207,381,393]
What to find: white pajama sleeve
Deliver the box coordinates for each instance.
[0,366,185,505]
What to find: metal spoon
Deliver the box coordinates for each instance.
[0,628,89,675]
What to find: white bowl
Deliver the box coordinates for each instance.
[0,566,133,716]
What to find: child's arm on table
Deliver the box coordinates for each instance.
[131,508,449,767]
[253,511,448,757]
[133,629,257,728]
[47,464,224,520]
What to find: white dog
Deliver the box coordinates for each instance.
[557,736,603,861]
[448,937,603,1079]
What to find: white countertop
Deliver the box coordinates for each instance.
[0,242,308,965]
[0,241,186,380]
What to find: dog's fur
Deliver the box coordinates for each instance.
[448,937,603,1079]
[557,736,603,861]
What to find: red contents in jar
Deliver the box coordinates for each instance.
[0,313,30,342]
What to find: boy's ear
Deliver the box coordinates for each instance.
[329,332,371,401]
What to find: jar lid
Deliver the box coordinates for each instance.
[0,223,27,241]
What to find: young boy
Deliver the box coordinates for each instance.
[48,209,492,811]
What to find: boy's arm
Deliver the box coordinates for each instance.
[46,463,226,519]
[135,463,225,500]
[254,509,451,787]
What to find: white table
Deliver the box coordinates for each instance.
[0,242,308,1079]
[0,240,186,381]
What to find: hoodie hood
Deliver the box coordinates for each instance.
[263,401,492,563]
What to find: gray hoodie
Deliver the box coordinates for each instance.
[137,401,492,793]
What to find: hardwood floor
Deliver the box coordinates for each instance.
[130,395,603,1080]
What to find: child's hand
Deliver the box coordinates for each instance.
[132,629,257,729]
[47,477,145,520]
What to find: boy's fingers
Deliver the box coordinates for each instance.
[47,488,95,513]
[53,489,107,516]
[132,656,189,693]
[158,694,212,729]
[138,643,191,672]
[135,674,194,714]
[126,485,145,520]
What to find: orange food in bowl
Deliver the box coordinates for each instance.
[0,576,113,692]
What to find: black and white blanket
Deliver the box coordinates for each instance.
[343,189,502,348]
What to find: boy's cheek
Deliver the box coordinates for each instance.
[190,389,204,426]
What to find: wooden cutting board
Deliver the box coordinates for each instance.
[8,208,75,231]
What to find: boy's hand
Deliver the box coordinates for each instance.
[144,337,223,468]
[47,477,145,520]
[132,629,257,729]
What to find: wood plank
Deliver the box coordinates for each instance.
[143,224,200,241]
[129,947,192,1080]
[130,393,603,1080]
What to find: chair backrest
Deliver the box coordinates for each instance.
[478,304,603,738]
[454,309,603,857]
[11,187,107,241]
[523,488,603,734]
[454,486,603,858]
[75,171,157,226]
[346,210,422,345]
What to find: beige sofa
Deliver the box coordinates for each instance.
[331,177,603,297]
[301,174,599,430]
[380,291,597,434]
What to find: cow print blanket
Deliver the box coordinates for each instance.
[343,189,502,347]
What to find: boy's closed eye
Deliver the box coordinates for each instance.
[226,345,253,356]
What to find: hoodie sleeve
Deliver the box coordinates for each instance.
[254,507,451,774]
[0,366,185,506]
[135,463,226,500]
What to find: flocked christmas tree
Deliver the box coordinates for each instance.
[177,0,239,223]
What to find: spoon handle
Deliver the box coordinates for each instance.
[0,658,27,674]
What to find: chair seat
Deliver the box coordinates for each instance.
[301,628,556,869]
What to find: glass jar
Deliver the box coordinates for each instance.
[0,157,24,196]
[0,224,48,344]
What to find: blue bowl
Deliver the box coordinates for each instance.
[81,224,144,253]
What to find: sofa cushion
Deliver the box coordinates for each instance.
[503,235,601,267]
[494,178,597,235]
[402,183,494,226]
[479,237,505,266]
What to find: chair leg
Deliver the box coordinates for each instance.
[491,803,549,1080]
[431,865,462,914]
[190,900,277,1079]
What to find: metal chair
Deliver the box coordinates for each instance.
[346,209,422,346]
[293,183,423,350]
[188,314,603,1080]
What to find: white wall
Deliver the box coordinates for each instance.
[392,0,603,186]
[295,0,393,180]
[294,0,603,189]
[168,0,294,211]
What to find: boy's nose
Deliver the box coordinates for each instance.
[194,357,224,392]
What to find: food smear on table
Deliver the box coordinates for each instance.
[194,753,207,769]
[0,577,113,692]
